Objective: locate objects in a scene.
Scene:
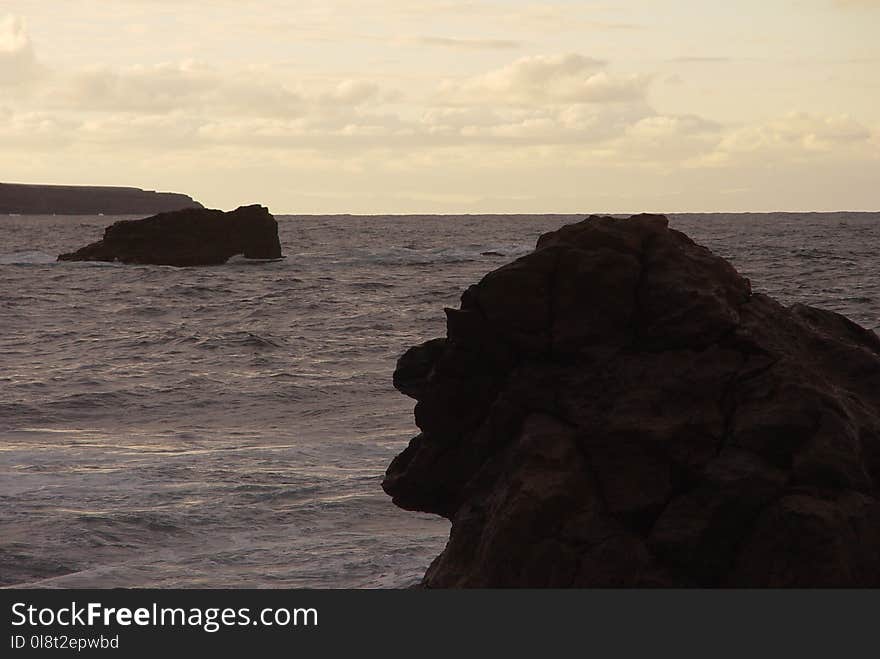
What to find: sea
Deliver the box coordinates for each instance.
[1,212,878,588]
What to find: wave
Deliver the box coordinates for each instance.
[300,243,534,267]
[0,251,288,267]
[0,250,58,265]
[225,254,287,265]
[0,246,528,268]
[194,331,283,350]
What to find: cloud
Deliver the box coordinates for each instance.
[319,79,383,105]
[833,0,880,7]
[62,62,237,113]
[0,109,78,148]
[439,53,649,106]
[0,14,43,85]
[412,36,523,50]
[734,113,870,151]
[31,62,387,118]
[0,48,741,163]
[671,56,733,63]
[2,34,876,214]
[491,4,643,31]
[697,112,874,166]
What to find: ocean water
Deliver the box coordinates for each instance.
[1,212,878,588]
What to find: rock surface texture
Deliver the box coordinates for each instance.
[58,204,282,266]
[383,214,880,587]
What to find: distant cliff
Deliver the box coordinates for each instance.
[0,183,203,215]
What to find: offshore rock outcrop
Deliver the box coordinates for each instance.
[383,214,880,587]
[58,205,282,266]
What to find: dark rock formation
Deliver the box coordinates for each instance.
[1,182,202,215]
[58,205,281,266]
[383,214,880,587]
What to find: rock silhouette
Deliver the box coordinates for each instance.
[58,204,282,266]
[383,214,880,587]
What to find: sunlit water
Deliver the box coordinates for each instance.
[0,212,877,587]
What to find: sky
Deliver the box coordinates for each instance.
[1,0,878,213]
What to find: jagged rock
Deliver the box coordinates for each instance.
[383,214,880,587]
[57,205,282,266]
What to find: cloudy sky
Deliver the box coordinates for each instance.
[1,1,878,213]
